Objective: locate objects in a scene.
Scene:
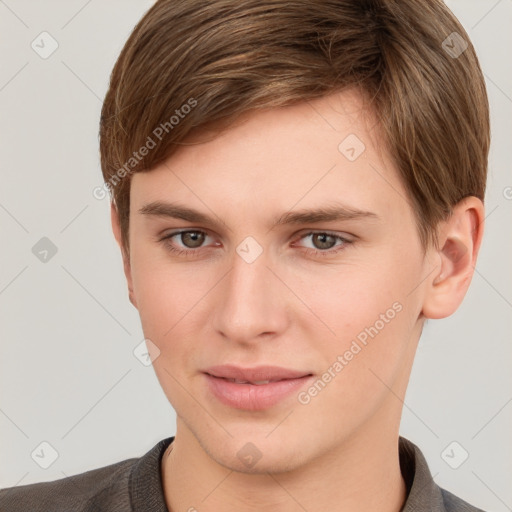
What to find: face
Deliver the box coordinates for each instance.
[122,90,434,473]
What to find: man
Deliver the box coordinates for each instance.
[0,1,489,510]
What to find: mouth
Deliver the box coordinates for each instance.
[202,365,314,410]
[217,378,285,385]
[204,364,312,382]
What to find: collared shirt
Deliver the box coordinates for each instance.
[0,436,485,511]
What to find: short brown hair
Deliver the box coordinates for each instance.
[99,0,490,255]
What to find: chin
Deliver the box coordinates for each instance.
[199,431,312,475]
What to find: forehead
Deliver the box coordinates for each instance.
[130,90,410,223]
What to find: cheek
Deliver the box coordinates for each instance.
[292,250,416,338]
[129,246,209,349]
[292,269,417,432]
[292,246,421,383]
[130,257,211,407]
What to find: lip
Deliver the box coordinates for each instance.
[203,365,313,411]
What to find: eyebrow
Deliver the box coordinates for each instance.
[138,201,379,230]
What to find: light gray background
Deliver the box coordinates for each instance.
[0,1,511,510]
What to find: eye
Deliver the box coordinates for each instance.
[158,229,353,259]
[159,230,216,257]
[294,231,353,258]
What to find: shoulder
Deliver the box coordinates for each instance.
[440,487,486,512]
[399,437,487,512]
[0,457,137,512]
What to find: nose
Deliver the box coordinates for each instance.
[212,243,289,345]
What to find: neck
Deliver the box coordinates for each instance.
[161,418,407,512]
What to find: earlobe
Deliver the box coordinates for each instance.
[422,197,484,319]
[110,202,138,309]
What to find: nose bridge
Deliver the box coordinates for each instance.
[213,240,286,342]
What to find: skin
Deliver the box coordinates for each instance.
[111,89,484,512]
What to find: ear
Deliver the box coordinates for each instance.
[110,202,138,309]
[421,196,485,319]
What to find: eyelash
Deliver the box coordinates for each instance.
[158,230,353,259]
